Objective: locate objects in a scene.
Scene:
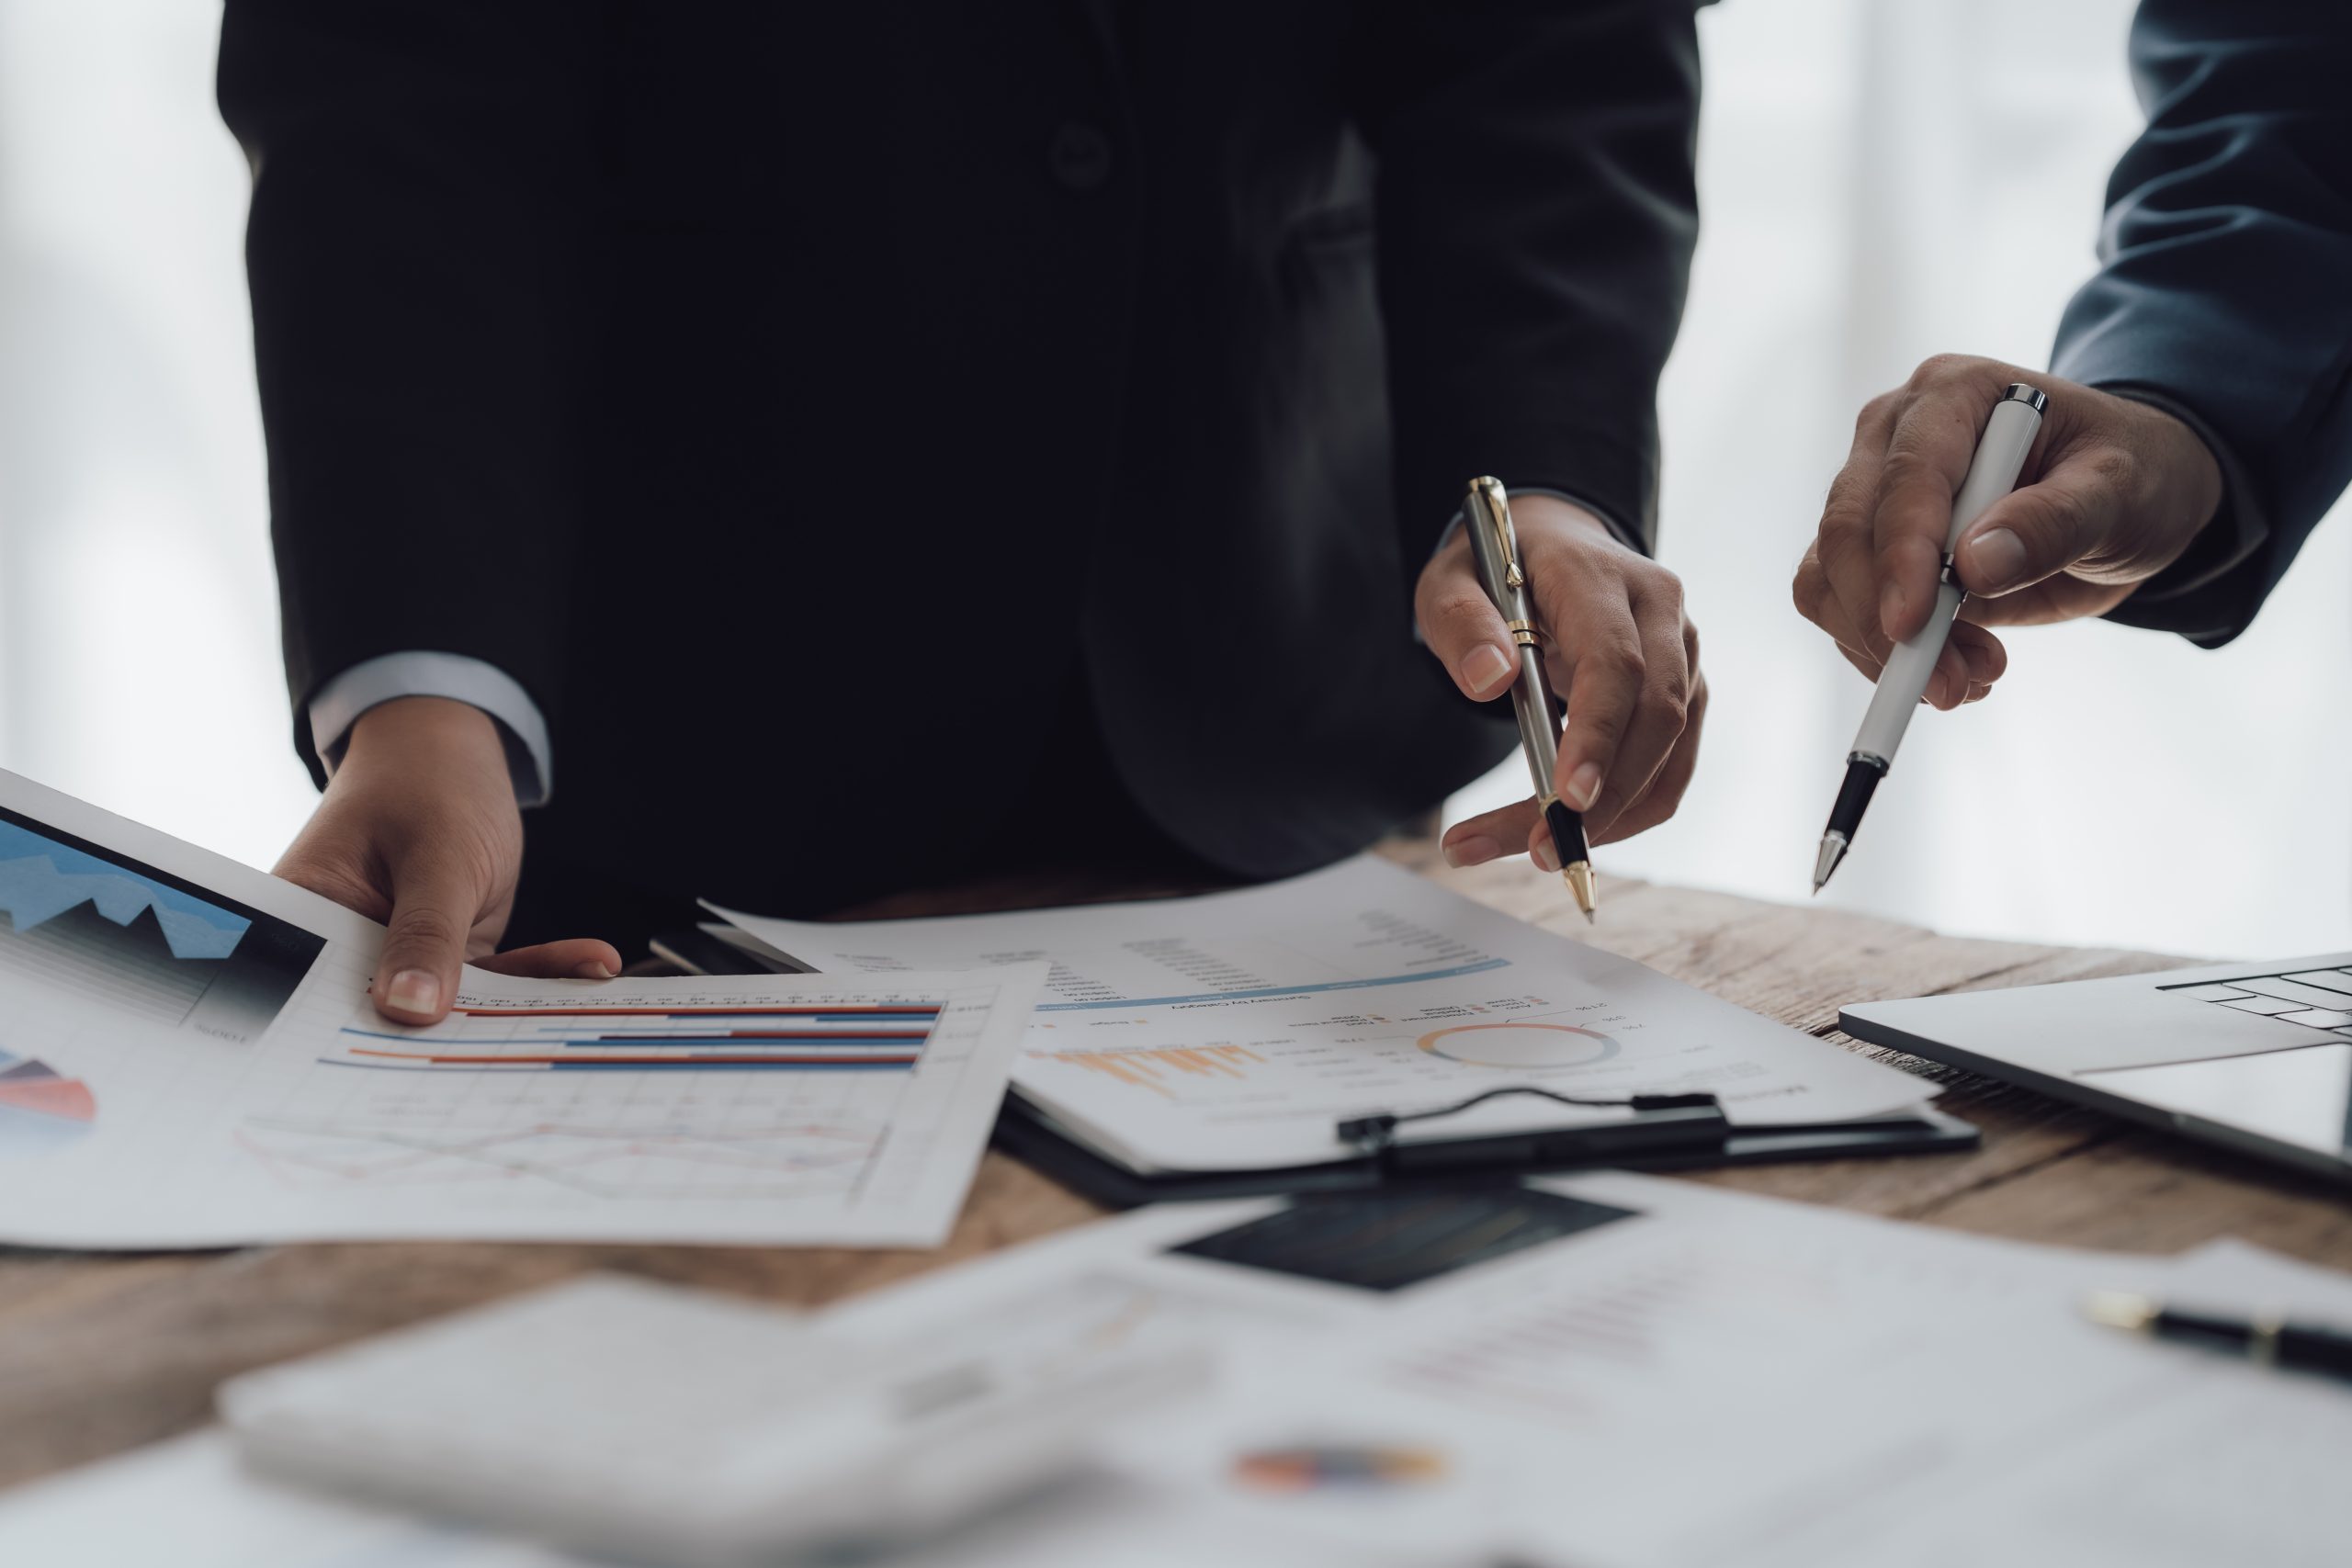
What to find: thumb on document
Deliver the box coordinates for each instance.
[370,845,626,1024]
[276,697,621,1027]
[372,848,478,1025]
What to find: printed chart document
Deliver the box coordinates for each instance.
[1194,1176,2352,1568]
[712,856,1933,1172]
[0,771,1040,1248]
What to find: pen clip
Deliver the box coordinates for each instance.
[1471,477,1527,591]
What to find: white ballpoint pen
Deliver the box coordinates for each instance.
[1813,381,2047,893]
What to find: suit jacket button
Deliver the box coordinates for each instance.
[1048,122,1114,192]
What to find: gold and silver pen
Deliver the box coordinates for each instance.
[1463,477,1597,920]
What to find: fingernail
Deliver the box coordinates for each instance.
[1443,834,1501,869]
[382,968,440,1015]
[1532,837,1561,874]
[1965,528,2027,592]
[1566,762,1603,810]
[572,960,616,981]
[1460,644,1513,696]
[1879,583,1905,641]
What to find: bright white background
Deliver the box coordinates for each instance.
[1453,0,2352,961]
[1,0,2345,958]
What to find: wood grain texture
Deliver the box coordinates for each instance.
[4,841,2345,1494]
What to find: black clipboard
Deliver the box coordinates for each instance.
[651,930,1980,1207]
[992,1092,1980,1210]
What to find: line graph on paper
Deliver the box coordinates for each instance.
[234,1116,891,1200]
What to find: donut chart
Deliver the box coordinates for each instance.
[1416,1021,1619,1069]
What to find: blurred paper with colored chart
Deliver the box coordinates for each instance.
[713,856,1935,1174]
[0,1049,97,1156]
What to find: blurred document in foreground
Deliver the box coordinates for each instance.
[5,1177,2348,1567]
[711,856,1933,1172]
[0,770,1040,1247]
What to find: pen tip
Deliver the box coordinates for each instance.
[1563,861,1597,920]
[1812,834,1848,896]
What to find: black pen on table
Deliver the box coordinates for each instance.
[1463,477,1597,921]
[2085,1292,2352,1382]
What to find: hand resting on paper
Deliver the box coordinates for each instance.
[274,697,622,1026]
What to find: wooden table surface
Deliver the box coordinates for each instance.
[5,841,2349,1495]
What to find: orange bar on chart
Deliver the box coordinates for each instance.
[1052,1044,1267,1097]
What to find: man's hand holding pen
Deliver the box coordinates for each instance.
[1792,355,2224,710]
[1416,493,1707,872]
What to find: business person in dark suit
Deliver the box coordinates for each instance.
[220,2,1714,1023]
[1793,0,2352,706]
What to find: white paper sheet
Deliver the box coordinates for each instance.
[1166,1176,2352,1568]
[711,856,1934,1171]
[0,770,1040,1247]
[1762,1236,2352,1568]
[7,1179,2348,1568]
[0,1436,568,1568]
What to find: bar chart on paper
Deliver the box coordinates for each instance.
[1024,997,1633,1105]
[718,857,1943,1178]
[1014,995,1657,1171]
[234,993,954,1201]
[324,1002,943,1074]
[62,965,1055,1246]
[0,773,1050,1248]
[1037,1043,1271,1097]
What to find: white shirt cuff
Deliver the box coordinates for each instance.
[308,651,553,807]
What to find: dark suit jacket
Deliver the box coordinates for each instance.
[2053,0,2352,647]
[219,2,1702,922]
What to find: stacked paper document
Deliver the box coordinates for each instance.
[707,856,1942,1174]
[0,771,1040,1249]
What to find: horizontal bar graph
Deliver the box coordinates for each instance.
[329,1001,944,1074]
[341,1029,930,1047]
[454,1010,941,1024]
[345,1048,921,1070]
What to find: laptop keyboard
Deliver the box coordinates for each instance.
[2163,969,2352,1032]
